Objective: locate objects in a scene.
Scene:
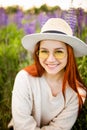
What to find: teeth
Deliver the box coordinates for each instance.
[47,64,57,68]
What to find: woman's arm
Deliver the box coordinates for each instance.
[41,89,79,130]
[12,70,40,130]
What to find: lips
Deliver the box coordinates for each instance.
[46,64,59,69]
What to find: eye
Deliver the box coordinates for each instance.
[55,50,64,54]
[40,50,48,53]
[39,49,49,58]
[54,50,65,59]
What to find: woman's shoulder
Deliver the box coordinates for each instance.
[13,67,40,93]
[65,86,77,98]
[65,86,78,102]
[15,64,38,78]
[77,86,86,103]
[15,69,31,79]
[23,64,38,76]
[64,86,79,107]
[66,84,86,103]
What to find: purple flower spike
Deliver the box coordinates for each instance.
[0,7,8,26]
[77,8,84,35]
[14,9,24,28]
[23,20,36,34]
[61,8,77,34]
[37,12,49,28]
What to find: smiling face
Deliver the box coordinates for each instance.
[38,40,68,75]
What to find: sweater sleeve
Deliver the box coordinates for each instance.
[41,88,79,130]
[12,70,40,130]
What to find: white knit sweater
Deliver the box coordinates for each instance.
[12,70,80,130]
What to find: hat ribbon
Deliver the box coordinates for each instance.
[43,30,67,35]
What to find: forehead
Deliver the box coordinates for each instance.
[40,40,67,49]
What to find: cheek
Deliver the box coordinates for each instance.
[64,56,68,65]
[39,58,45,67]
[63,56,68,68]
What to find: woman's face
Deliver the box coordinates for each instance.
[38,40,68,75]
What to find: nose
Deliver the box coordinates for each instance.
[46,53,56,62]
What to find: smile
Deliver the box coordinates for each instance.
[46,64,59,68]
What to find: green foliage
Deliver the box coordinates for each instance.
[6,6,21,14]
[72,99,87,130]
[77,56,87,85]
[81,27,87,43]
[0,24,31,130]
[25,4,60,14]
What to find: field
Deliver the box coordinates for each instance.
[0,5,87,130]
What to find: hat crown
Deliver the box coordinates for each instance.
[41,18,73,35]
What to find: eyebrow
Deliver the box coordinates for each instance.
[40,47,64,50]
[54,48,65,50]
[40,47,48,50]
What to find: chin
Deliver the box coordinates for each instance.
[45,67,65,75]
[45,70,59,75]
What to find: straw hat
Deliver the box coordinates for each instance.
[22,18,87,57]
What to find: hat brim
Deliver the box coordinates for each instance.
[22,33,87,57]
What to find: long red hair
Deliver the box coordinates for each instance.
[24,41,87,112]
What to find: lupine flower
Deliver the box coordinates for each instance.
[47,12,56,18]
[61,8,77,34]
[84,13,87,26]
[77,8,84,35]
[37,12,49,28]
[14,9,24,28]
[23,20,36,34]
[0,7,8,26]
[22,14,32,24]
[85,13,87,44]
[53,9,62,18]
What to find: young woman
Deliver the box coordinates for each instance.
[10,18,87,130]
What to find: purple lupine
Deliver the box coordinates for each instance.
[77,8,84,35]
[47,12,56,18]
[61,8,77,34]
[37,12,49,28]
[23,14,31,22]
[53,9,62,18]
[23,20,36,34]
[84,13,87,26]
[14,9,24,28]
[0,7,8,26]
[61,10,67,19]
[84,13,87,44]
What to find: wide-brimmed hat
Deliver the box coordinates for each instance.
[22,18,87,57]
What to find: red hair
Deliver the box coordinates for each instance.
[24,42,87,112]
[62,44,87,112]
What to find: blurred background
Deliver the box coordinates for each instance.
[0,0,87,129]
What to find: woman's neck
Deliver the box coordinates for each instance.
[43,70,65,96]
[44,69,65,82]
